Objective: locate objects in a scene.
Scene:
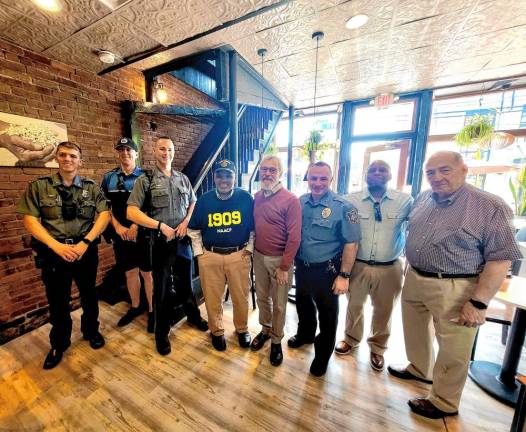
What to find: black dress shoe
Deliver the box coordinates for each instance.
[408,398,458,419]
[309,358,328,377]
[387,365,432,384]
[250,332,271,351]
[117,306,142,327]
[43,349,63,370]
[187,317,209,332]
[156,335,171,355]
[84,332,105,350]
[287,334,314,349]
[212,334,227,351]
[147,312,155,334]
[270,343,283,367]
[238,332,251,348]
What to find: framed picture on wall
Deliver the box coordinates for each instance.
[0,112,68,168]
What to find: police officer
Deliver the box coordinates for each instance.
[188,159,254,352]
[101,137,154,331]
[288,161,360,377]
[127,136,207,356]
[17,141,110,370]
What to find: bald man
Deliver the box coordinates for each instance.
[388,151,521,419]
[336,161,413,372]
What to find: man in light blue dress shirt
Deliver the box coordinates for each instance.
[335,161,413,371]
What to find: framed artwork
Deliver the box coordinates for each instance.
[0,112,68,167]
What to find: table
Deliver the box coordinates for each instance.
[469,277,526,407]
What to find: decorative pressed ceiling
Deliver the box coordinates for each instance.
[0,0,526,108]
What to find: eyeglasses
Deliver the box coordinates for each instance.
[373,202,382,222]
[260,167,278,174]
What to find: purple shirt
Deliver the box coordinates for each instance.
[406,184,522,274]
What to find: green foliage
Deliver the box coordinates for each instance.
[265,140,278,155]
[304,129,323,152]
[454,114,495,150]
[509,166,526,216]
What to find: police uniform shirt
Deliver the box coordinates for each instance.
[17,173,109,239]
[127,166,196,227]
[101,166,144,227]
[296,190,361,264]
[188,188,254,248]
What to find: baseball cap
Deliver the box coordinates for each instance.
[213,159,236,174]
[115,137,138,151]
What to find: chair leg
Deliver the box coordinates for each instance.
[502,324,509,345]
[470,328,480,361]
[511,382,526,432]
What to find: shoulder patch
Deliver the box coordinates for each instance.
[346,208,359,224]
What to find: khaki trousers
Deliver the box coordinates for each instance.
[344,260,403,355]
[402,267,478,413]
[253,251,293,344]
[197,250,251,336]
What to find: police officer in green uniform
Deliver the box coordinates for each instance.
[127,136,207,356]
[288,161,360,377]
[17,141,110,370]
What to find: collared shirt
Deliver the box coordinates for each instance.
[17,173,108,239]
[262,181,282,198]
[101,166,144,227]
[346,188,413,262]
[406,183,522,274]
[127,166,196,228]
[296,190,361,263]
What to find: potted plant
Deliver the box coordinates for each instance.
[509,166,526,216]
[454,114,495,159]
[304,129,323,164]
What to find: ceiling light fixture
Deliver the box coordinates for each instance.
[312,31,324,120]
[153,79,168,104]
[257,48,268,108]
[98,50,116,64]
[31,0,63,12]
[346,14,369,30]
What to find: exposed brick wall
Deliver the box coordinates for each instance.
[0,40,220,344]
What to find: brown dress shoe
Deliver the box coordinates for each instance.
[387,364,433,384]
[408,398,458,419]
[370,352,384,371]
[334,340,354,355]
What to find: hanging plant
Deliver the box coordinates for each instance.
[509,166,526,216]
[454,114,495,150]
[304,129,323,164]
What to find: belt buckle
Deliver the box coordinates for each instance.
[64,238,75,244]
[437,272,443,279]
[368,260,375,266]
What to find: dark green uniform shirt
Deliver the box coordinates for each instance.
[17,173,109,239]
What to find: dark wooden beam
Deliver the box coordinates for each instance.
[132,102,226,117]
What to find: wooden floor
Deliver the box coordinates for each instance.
[0,296,517,431]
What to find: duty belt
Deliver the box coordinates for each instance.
[357,258,398,266]
[56,237,83,244]
[206,243,247,255]
[412,266,478,279]
[296,254,342,268]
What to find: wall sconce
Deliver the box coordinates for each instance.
[153,79,167,104]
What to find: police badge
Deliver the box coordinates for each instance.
[321,207,331,218]
[347,208,359,224]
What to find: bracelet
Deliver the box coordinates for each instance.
[469,298,488,310]
[157,221,162,231]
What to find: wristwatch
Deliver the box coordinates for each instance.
[469,298,487,310]
[338,271,351,279]
[81,238,92,245]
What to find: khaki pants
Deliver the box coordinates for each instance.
[197,250,251,336]
[344,260,403,355]
[402,267,478,413]
[253,251,293,344]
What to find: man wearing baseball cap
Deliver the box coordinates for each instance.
[188,159,255,351]
[101,137,154,332]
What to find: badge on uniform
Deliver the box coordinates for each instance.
[347,208,359,224]
[321,207,331,219]
[219,159,229,168]
[82,189,89,198]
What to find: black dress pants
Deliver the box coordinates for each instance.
[152,237,201,339]
[41,245,99,351]
[294,259,339,367]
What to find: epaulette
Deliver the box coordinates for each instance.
[81,177,96,185]
[333,194,347,203]
[37,175,53,181]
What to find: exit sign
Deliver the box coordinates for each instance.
[371,93,399,109]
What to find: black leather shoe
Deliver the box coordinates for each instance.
[117,306,142,327]
[309,357,328,377]
[43,349,63,370]
[250,332,271,351]
[187,317,209,332]
[84,332,105,350]
[238,332,251,348]
[287,334,314,349]
[408,398,458,419]
[270,343,283,367]
[212,334,227,351]
[147,312,155,334]
[156,335,171,355]
[387,364,432,384]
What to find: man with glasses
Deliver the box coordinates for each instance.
[388,151,521,419]
[251,155,301,366]
[127,136,208,356]
[289,161,360,377]
[101,138,154,332]
[17,141,110,369]
[335,160,413,372]
[188,159,255,352]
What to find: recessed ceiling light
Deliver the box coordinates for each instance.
[346,14,369,30]
[31,0,63,12]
